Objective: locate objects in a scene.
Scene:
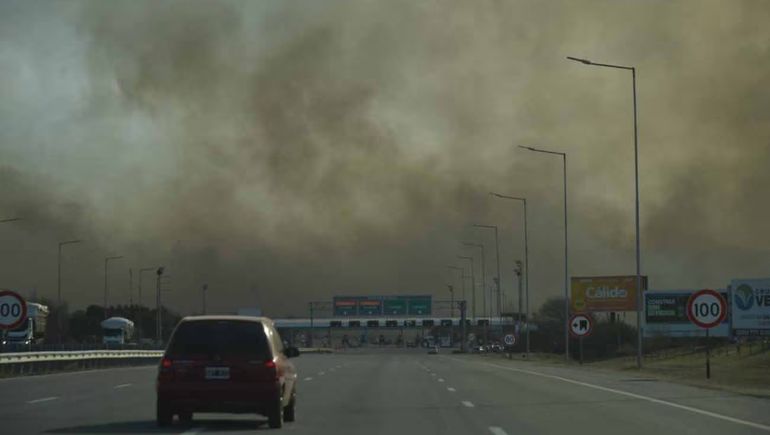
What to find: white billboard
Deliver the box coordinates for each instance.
[731,278,770,336]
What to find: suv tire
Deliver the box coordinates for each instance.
[156,401,173,427]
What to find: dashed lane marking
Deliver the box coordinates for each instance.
[461,400,475,408]
[27,397,58,404]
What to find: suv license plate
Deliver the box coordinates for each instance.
[205,367,230,380]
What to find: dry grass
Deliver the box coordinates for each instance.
[587,344,770,397]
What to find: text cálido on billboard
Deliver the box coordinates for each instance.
[570,276,647,312]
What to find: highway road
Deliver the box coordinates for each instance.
[2,349,770,434]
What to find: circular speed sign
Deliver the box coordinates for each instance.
[686,289,727,329]
[504,334,516,346]
[0,290,27,330]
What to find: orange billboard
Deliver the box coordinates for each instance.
[570,275,647,312]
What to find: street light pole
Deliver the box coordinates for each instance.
[462,242,487,318]
[567,56,642,368]
[104,255,124,317]
[490,193,531,356]
[156,267,165,344]
[472,224,501,319]
[447,285,454,317]
[56,239,82,343]
[520,145,569,361]
[457,256,475,320]
[202,284,208,314]
[447,266,465,315]
[138,267,155,307]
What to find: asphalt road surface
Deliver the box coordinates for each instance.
[2,349,770,434]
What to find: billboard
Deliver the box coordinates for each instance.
[571,275,647,312]
[731,278,770,336]
[333,295,432,317]
[644,290,729,337]
[333,298,358,316]
[358,299,383,316]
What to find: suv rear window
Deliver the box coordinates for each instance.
[167,320,270,360]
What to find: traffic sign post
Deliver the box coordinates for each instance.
[686,289,727,379]
[569,313,593,365]
[504,334,516,359]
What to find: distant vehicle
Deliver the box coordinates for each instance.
[237,307,262,317]
[428,345,439,355]
[4,302,48,346]
[101,317,135,345]
[156,315,299,429]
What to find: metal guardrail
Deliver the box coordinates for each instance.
[0,349,164,364]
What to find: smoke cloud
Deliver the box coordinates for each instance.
[1,0,768,316]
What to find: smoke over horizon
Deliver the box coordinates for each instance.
[1,0,768,316]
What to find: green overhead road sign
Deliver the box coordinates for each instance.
[408,297,432,315]
[384,298,407,315]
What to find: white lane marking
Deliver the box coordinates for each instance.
[461,400,475,408]
[304,377,313,381]
[113,383,132,389]
[461,359,770,432]
[319,371,326,376]
[430,372,436,376]
[27,396,58,404]
[180,428,203,435]
[329,368,336,372]
[438,378,445,382]
[489,427,508,435]
[447,387,456,392]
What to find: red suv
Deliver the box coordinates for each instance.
[156,316,299,428]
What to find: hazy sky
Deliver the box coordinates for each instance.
[1,0,768,317]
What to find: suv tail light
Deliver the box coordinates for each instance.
[264,359,278,381]
[158,357,175,383]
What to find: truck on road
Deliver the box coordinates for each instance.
[101,317,135,345]
[3,302,49,346]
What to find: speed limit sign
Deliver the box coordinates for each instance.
[0,290,27,330]
[686,289,727,329]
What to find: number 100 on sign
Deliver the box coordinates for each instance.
[686,289,727,329]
